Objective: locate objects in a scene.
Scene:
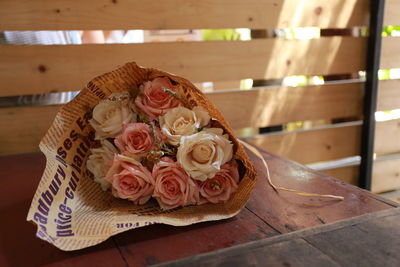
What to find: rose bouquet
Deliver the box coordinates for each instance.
[27,63,256,251]
[86,77,242,210]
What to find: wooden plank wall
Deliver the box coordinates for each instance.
[0,0,369,30]
[0,38,366,96]
[0,0,371,186]
[244,123,361,164]
[373,0,400,193]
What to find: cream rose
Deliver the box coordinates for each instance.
[90,92,136,139]
[177,128,233,181]
[86,140,117,191]
[159,106,210,146]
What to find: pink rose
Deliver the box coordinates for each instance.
[152,157,199,210]
[199,163,239,204]
[135,77,182,121]
[115,123,155,157]
[106,156,155,205]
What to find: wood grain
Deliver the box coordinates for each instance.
[0,0,369,31]
[245,124,361,164]
[114,208,277,266]
[379,190,400,204]
[162,238,340,267]
[305,212,400,267]
[375,119,400,156]
[245,148,393,234]
[0,153,126,267]
[0,82,363,155]
[381,37,400,69]
[116,148,394,266]
[320,166,359,186]
[158,209,400,267]
[0,149,395,266]
[209,82,363,129]
[384,0,400,25]
[0,105,60,155]
[0,37,367,96]
[377,79,400,111]
[372,157,400,193]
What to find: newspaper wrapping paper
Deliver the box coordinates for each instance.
[27,62,257,251]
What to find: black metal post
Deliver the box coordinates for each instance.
[359,0,386,190]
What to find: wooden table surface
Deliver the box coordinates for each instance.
[0,147,398,267]
[159,208,400,267]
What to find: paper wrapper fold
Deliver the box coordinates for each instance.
[27,62,257,251]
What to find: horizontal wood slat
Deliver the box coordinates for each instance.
[321,166,359,186]
[0,0,369,31]
[375,119,400,156]
[245,125,361,164]
[0,105,60,155]
[0,82,363,155]
[209,82,363,129]
[212,81,242,90]
[384,0,400,26]
[377,79,400,111]
[372,157,400,193]
[381,37,400,69]
[0,37,367,97]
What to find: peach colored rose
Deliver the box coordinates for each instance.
[86,140,117,191]
[90,92,136,139]
[199,163,239,204]
[106,156,155,204]
[152,157,199,210]
[115,123,156,158]
[177,128,233,181]
[135,77,182,121]
[159,106,210,146]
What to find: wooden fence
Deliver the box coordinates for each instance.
[372,0,400,193]
[0,0,398,193]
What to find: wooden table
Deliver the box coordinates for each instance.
[160,208,400,266]
[0,148,398,267]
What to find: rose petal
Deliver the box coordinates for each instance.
[153,157,199,210]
